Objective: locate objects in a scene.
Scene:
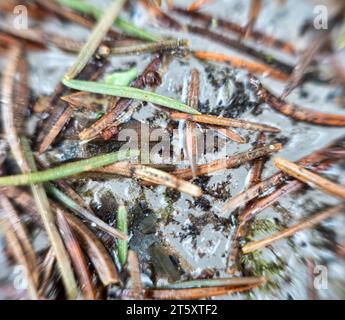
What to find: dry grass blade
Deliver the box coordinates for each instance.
[64,0,127,80]
[21,137,78,299]
[56,209,96,300]
[274,157,345,200]
[193,51,289,81]
[1,45,30,173]
[0,217,39,299]
[128,250,144,300]
[170,112,280,133]
[171,144,281,180]
[65,212,119,286]
[185,69,200,179]
[0,195,39,290]
[250,76,345,126]
[242,203,345,254]
[145,278,266,299]
[173,7,295,54]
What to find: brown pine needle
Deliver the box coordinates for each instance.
[242,203,345,254]
[0,217,39,299]
[56,209,97,300]
[245,0,262,38]
[185,69,200,179]
[170,112,280,133]
[0,195,40,290]
[274,157,345,200]
[1,45,30,173]
[128,250,144,300]
[226,133,266,273]
[79,56,162,141]
[64,0,127,80]
[65,212,120,286]
[171,144,281,180]
[173,8,295,54]
[94,162,203,197]
[145,278,266,299]
[193,51,289,81]
[222,136,345,213]
[250,76,345,126]
[188,0,214,12]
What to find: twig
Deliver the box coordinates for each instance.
[170,112,280,133]
[274,157,345,200]
[64,0,127,80]
[242,203,345,254]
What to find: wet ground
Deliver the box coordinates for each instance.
[1,0,345,299]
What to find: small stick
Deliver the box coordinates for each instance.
[64,0,127,80]
[170,112,280,133]
[56,208,97,300]
[274,157,345,200]
[128,250,144,300]
[64,211,120,286]
[193,51,289,81]
[173,7,295,54]
[242,203,345,254]
[249,76,345,127]
[110,39,189,55]
[171,144,281,180]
